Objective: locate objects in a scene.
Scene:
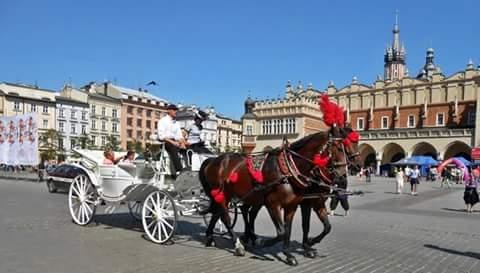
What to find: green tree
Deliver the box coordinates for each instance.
[40,129,61,160]
[78,133,92,149]
[105,135,120,151]
[134,141,143,153]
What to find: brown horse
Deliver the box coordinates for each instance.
[238,125,362,259]
[199,128,350,265]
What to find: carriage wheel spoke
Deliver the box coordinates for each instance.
[83,203,93,215]
[145,204,156,214]
[147,219,156,230]
[159,217,173,230]
[160,195,167,210]
[160,222,169,240]
[72,184,81,197]
[151,223,158,238]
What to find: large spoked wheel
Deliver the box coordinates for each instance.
[203,202,238,235]
[69,174,97,226]
[128,201,143,221]
[142,190,178,244]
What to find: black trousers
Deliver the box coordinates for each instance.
[164,142,183,173]
[189,142,213,154]
[330,196,350,211]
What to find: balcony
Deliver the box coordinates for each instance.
[360,127,474,140]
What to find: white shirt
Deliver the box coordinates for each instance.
[186,124,203,144]
[157,115,183,141]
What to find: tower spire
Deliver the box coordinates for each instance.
[384,10,406,81]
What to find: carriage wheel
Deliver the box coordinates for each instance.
[127,201,143,221]
[69,174,97,226]
[203,202,238,235]
[142,190,178,244]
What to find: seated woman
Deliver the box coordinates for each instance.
[119,150,135,164]
[103,149,122,165]
[185,111,212,154]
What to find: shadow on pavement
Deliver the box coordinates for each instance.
[424,244,480,260]
[441,208,468,213]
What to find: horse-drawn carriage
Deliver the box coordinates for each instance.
[67,138,237,244]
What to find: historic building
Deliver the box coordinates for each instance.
[217,114,242,152]
[241,82,326,153]
[56,85,90,154]
[0,82,57,133]
[327,20,480,174]
[176,105,218,149]
[105,83,168,150]
[81,82,122,149]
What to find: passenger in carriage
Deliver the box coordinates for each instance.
[119,150,135,164]
[157,104,188,175]
[103,149,122,165]
[185,111,213,155]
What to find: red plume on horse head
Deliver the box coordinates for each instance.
[319,94,345,127]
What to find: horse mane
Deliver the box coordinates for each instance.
[289,131,327,151]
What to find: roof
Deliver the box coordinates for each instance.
[110,84,167,103]
[0,82,57,102]
[88,92,122,103]
[55,95,90,106]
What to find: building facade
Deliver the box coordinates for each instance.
[0,82,57,134]
[57,85,90,154]
[105,83,168,150]
[241,82,327,153]
[217,114,242,152]
[82,82,122,149]
[328,20,480,174]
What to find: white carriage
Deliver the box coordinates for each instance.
[67,140,222,244]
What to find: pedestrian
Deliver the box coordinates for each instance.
[410,165,420,195]
[405,165,412,183]
[365,167,371,183]
[464,169,479,213]
[396,167,405,194]
[330,187,349,216]
[441,168,452,189]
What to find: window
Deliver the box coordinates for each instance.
[146,120,151,128]
[145,132,151,140]
[127,106,133,114]
[91,136,96,146]
[137,131,142,139]
[112,109,117,118]
[14,101,20,111]
[82,111,87,120]
[31,104,37,112]
[71,124,76,134]
[71,139,76,150]
[273,119,278,134]
[101,107,106,116]
[101,136,106,147]
[137,119,142,127]
[127,130,133,138]
[262,120,267,135]
[468,112,476,125]
[381,116,389,129]
[59,108,64,117]
[91,105,96,115]
[59,121,65,132]
[246,125,253,135]
[58,138,64,149]
[407,115,415,128]
[357,118,365,131]
[137,108,143,115]
[71,110,76,119]
[147,110,152,117]
[112,123,118,133]
[286,118,296,134]
[81,125,86,135]
[43,120,48,129]
[101,121,106,131]
[127,118,133,126]
[91,120,96,129]
[436,113,445,126]
[43,105,48,113]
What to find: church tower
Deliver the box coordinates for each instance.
[384,13,406,81]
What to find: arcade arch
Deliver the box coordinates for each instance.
[411,142,438,159]
[359,143,376,168]
[443,141,471,160]
[381,143,405,164]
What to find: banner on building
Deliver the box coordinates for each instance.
[0,113,39,165]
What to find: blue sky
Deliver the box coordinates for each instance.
[1,0,478,119]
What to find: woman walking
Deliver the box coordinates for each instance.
[464,169,479,213]
[410,165,420,195]
[396,167,405,194]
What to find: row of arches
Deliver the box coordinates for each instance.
[359,141,472,168]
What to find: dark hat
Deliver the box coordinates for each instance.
[195,110,208,120]
[166,104,178,110]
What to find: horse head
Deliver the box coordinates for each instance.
[339,124,362,174]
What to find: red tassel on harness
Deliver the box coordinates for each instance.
[314,154,330,168]
[210,189,225,203]
[343,138,352,146]
[347,131,360,143]
[229,172,239,183]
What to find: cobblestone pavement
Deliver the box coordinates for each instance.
[0,177,479,273]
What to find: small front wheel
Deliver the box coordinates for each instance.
[69,175,97,226]
[142,190,178,244]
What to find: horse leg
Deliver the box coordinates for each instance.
[240,204,251,244]
[282,207,298,266]
[308,207,331,247]
[255,205,284,248]
[220,203,245,256]
[205,205,222,247]
[300,202,317,258]
[247,204,262,246]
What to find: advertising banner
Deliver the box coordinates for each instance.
[0,113,39,165]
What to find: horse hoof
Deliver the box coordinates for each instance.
[286,256,298,266]
[235,247,246,256]
[304,249,317,259]
[205,237,215,247]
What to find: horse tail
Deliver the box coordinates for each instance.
[199,157,216,213]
